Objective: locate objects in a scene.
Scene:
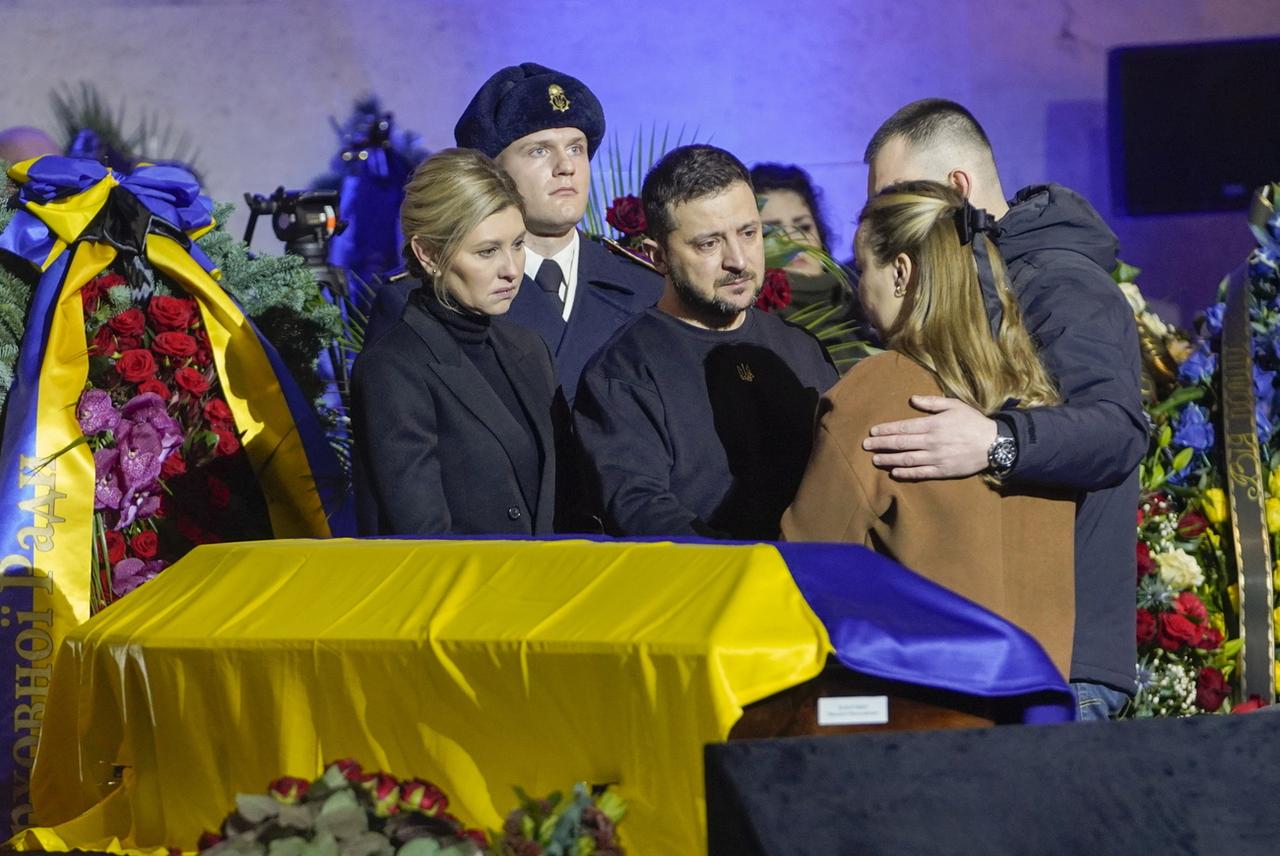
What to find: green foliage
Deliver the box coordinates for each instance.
[583,124,701,238]
[493,783,625,856]
[51,81,202,173]
[0,159,34,413]
[197,202,343,405]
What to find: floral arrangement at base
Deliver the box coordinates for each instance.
[1121,261,1236,716]
[1120,182,1280,715]
[197,763,627,856]
[198,760,486,856]
[490,784,626,856]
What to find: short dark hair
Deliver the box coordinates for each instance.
[863,98,993,164]
[750,162,832,252]
[642,145,752,243]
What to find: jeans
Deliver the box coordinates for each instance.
[1070,680,1130,721]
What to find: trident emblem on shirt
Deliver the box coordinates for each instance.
[737,363,754,382]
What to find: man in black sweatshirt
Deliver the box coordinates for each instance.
[860,99,1148,720]
[573,145,837,540]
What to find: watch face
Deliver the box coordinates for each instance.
[989,436,1017,472]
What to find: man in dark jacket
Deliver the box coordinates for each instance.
[861,99,1148,720]
[574,145,838,539]
[366,63,662,402]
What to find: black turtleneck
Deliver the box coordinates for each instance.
[418,287,544,514]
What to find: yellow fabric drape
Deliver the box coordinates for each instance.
[30,538,831,854]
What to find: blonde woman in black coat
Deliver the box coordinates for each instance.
[352,148,563,535]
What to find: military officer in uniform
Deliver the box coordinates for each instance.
[367,63,662,404]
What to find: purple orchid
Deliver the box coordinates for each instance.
[77,389,120,436]
[120,393,183,453]
[115,487,162,530]
[94,448,123,510]
[111,557,156,598]
[117,420,165,491]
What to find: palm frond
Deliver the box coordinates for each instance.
[584,124,707,239]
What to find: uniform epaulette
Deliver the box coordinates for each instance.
[598,236,661,274]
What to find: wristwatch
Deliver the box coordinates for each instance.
[987,421,1018,477]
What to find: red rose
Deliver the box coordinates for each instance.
[138,378,171,401]
[207,475,230,509]
[267,776,310,804]
[1136,609,1156,646]
[116,349,157,382]
[1177,511,1208,539]
[399,778,448,814]
[1136,507,1145,526]
[104,530,125,564]
[1233,696,1268,714]
[1136,542,1155,578]
[130,530,159,559]
[148,295,196,331]
[334,759,367,782]
[606,194,647,236]
[92,326,119,358]
[80,278,105,311]
[1196,667,1230,712]
[196,832,224,852]
[161,453,187,480]
[176,516,214,545]
[1197,626,1224,651]
[1173,591,1208,623]
[1157,612,1201,651]
[108,308,146,337]
[361,772,401,817]
[173,368,210,396]
[203,399,233,426]
[755,268,792,312]
[152,332,198,359]
[215,428,240,457]
[194,329,213,367]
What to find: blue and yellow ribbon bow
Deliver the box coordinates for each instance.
[0,156,343,831]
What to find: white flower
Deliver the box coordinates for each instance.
[1118,282,1146,314]
[1156,550,1204,590]
[1140,310,1170,338]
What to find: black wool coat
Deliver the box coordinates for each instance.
[352,291,561,536]
[363,236,662,405]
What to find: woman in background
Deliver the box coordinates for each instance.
[782,180,1077,679]
[751,162,846,307]
[352,148,562,535]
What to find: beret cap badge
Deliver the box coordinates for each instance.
[548,83,571,113]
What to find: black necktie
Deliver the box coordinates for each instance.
[535,258,565,313]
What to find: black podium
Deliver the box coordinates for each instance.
[707,712,1280,855]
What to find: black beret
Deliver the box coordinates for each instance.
[454,62,605,160]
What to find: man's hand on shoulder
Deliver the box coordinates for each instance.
[862,396,998,480]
